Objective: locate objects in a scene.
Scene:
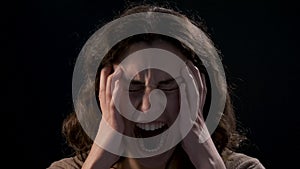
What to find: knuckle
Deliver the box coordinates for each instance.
[109,101,115,110]
[106,92,112,99]
[99,89,106,96]
[107,74,113,80]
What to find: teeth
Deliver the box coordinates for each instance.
[136,122,166,131]
[136,122,168,152]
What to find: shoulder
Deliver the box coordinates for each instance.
[222,149,265,169]
[47,156,84,169]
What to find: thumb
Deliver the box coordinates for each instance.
[178,83,194,138]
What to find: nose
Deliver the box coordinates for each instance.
[139,87,153,112]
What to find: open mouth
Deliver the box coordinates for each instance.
[134,122,168,152]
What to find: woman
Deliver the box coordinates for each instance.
[48,4,265,169]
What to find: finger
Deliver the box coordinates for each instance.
[110,67,122,111]
[111,80,121,112]
[111,67,123,92]
[178,83,193,137]
[112,78,127,118]
[107,68,123,109]
[199,73,207,113]
[181,65,199,121]
[111,80,125,130]
[99,66,112,107]
[106,74,113,107]
[186,61,207,117]
[186,60,201,88]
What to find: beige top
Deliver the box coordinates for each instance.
[47,149,265,169]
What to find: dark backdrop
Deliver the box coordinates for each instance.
[16,0,299,168]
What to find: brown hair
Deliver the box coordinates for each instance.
[62,4,246,163]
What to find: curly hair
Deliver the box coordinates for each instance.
[62,4,247,163]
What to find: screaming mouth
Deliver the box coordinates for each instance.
[134,122,168,152]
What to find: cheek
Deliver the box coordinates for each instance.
[129,92,143,108]
[165,91,180,117]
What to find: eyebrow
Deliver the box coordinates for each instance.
[130,78,177,85]
[158,78,176,85]
[130,80,145,85]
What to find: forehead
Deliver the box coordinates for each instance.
[123,40,187,61]
[131,69,173,83]
[116,40,187,82]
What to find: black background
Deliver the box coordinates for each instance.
[16,0,299,168]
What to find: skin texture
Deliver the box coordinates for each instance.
[82,40,226,169]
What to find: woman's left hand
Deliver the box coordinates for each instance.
[179,61,226,169]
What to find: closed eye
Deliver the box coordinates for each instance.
[158,86,179,91]
[128,77,182,92]
[158,83,178,92]
[158,78,181,92]
[129,85,145,92]
[129,80,145,92]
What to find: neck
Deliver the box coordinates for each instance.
[116,147,180,169]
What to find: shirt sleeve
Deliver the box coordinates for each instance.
[46,156,83,169]
[235,157,265,169]
[223,150,265,169]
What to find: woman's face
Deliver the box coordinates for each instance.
[112,40,188,166]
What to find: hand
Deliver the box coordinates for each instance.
[180,61,226,169]
[82,66,124,169]
[98,66,124,133]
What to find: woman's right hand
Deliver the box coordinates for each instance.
[82,66,124,169]
[99,66,125,133]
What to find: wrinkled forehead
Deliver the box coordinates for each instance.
[116,40,187,81]
[124,40,187,60]
[130,69,174,83]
